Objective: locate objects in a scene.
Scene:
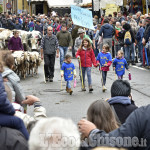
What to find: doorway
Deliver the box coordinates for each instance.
[36,3,43,15]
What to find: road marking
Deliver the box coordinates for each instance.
[131,65,148,71]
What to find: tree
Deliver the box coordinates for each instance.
[0,5,3,13]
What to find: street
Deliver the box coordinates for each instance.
[21,52,150,123]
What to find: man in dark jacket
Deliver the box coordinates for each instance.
[78,104,150,150]
[35,20,44,35]
[143,17,150,44]
[107,80,138,124]
[123,23,135,65]
[14,19,22,30]
[136,20,145,64]
[143,17,150,67]
[7,17,15,30]
[99,19,114,54]
[41,26,59,82]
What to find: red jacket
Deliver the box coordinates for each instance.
[76,48,97,67]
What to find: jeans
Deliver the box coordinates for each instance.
[137,41,143,62]
[66,80,71,89]
[145,48,150,66]
[124,44,135,62]
[94,41,99,58]
[148,48,150,65]
[102,71,107,86]
[44,54,55,78]
[114,45,121,57]
[82,67,92,86]
[59,46,68,66]
[72,45,75,57]
[103,38,112,54]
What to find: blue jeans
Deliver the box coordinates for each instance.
[59,46,68,66]
[146,48,150,66]
[124,44,135,62]
[66,80,71,89]
[115,45,121,56]
[94,41,99,57]
[82,67,92,86]
[102,71,107,85]
[138,41,143,62]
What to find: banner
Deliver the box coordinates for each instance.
[71,5,94,30]
[93,0,100,11]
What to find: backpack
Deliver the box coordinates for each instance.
[124,31,132,45]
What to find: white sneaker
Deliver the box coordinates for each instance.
[102,86,107,92]
[104,86,107,90]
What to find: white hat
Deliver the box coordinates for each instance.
[78,28,85,34]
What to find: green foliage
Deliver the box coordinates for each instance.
[0,5,3,13]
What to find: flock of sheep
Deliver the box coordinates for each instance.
[0,28,42,79]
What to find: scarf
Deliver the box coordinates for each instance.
[107,96,131,105]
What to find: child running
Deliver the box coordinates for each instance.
[113,50,129,79]
[61,54,76,95]
[76,38,98,92]
[96,44,112,92]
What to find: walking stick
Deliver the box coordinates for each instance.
[114,71,117,80]
[43,57,46,84]
[99,65,104,87]
[79,58,84,89]
[61,77,63,91]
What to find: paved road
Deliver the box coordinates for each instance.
[21,52,150,123]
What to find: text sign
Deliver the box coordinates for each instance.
[71,5,94,30]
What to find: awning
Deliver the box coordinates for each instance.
[27,0,46,2]
[47,0,92,8]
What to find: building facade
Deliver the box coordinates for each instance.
[2,0,48,15]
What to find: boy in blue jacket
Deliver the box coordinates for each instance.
[61,54,76,95]
[0,63,29,140]
[113,50,129,79]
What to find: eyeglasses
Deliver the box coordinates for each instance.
[48,30,53,31]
